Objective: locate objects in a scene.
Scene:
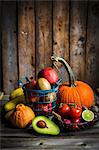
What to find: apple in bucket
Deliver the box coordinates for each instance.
[38,67,58,84]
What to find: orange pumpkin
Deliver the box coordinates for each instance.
[51,56,94,108]
[10,104,35,128]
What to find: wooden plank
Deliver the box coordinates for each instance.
[2,2,18,94]
[86,0,99,88]
[1,126,99,138]
[53,0,69,82]
[1,137,99,149]
[35,1,52,77]
[70,1,87,81]
[18,1,35,79]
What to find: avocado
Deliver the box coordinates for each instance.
[32,116,60,135]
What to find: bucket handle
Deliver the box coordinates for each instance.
[18,76,30,87]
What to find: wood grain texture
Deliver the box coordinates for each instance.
[0,1,99,93]
[1,122,99,138]
[53,0,69,82]
[86,0,99,88]
[35,1,52,77]
[2,2,18,94]
[1,136,99,149]
[18,1,35,79]
[70,1,87,81]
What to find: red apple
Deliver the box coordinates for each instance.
[38,67,58,84]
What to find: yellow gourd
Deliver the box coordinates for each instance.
[10,104,35,128]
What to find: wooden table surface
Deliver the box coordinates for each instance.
[1,96,99,150]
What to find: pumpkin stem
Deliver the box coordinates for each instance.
[51,56,75,87]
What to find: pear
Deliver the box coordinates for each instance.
[37,78,51,90]
[32,116,60,135]
[4,95,25,111]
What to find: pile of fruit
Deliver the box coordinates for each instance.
[4,65,61,135]
[3,56,99,135]
[23,67,59,114]
[54,103,99,131]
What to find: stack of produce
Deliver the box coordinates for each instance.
[23,67,59,114]
[3,56,99,135]
[3,65,60,135]
[4,87,25,112]
[51,56,98,130]
[4,87,35,128]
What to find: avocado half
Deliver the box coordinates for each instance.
[32,116,60,135]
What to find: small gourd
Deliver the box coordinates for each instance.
[10,104,35,128]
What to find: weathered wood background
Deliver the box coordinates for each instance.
[0,0,99,94]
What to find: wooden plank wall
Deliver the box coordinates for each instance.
[53,0,69,82]
[1,1,18,94]
[0,0,99,94]
[86,0,99,88]
[70,1,87,81]
[35,1,52,76]
[18,1,35,79]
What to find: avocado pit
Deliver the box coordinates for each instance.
[37,120,47,128]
